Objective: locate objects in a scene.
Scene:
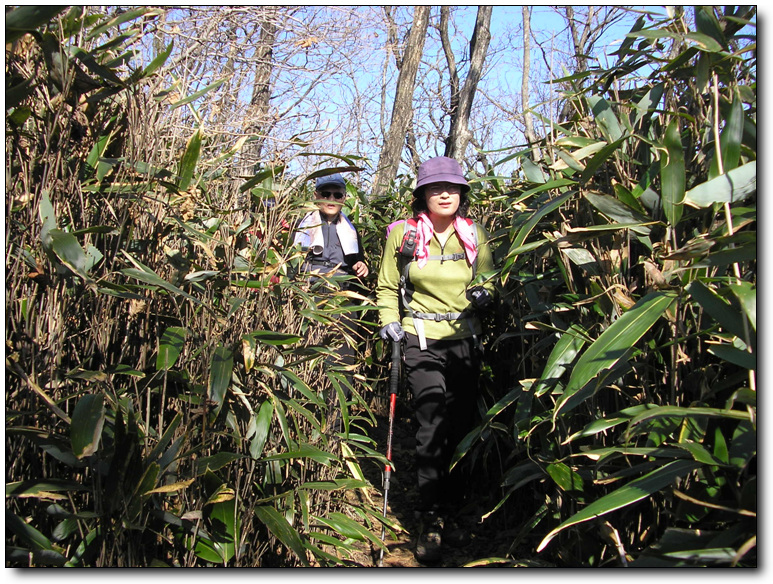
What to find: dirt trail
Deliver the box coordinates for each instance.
[360,402,517,568]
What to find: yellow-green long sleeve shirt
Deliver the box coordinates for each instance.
[376,220,495,341]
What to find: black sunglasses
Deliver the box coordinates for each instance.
[318,190,345,200]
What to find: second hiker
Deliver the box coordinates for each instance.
[293,173,369,430]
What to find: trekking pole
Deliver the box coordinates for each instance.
[379,339,401,566]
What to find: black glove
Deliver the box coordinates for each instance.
[468,286,493,309]
[379,322,405,342]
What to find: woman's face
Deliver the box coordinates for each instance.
[424,181,461,219]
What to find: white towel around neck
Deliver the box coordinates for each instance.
[294,210,359,256]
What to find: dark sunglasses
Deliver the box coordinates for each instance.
[318,190,345,200]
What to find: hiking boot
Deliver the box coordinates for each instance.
[414,512,444,564]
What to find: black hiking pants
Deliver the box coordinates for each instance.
[403,332,480,515]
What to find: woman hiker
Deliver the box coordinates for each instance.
[375,156,495,564]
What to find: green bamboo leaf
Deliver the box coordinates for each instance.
[731,280,756,332]
[536,459,700,552]
[316,512,387,550]
[178,129,201,192]
[661,117,685,226]
[584,191,652,236]
[147,412,183,464]
[728,420,756,469]
[133,462,160,499]
[625,29,679,42]
[263,443,338,466]
[546,462,585,493]
[207,496,239,564]
[632,527,738,567]
[71,394,105,459]
[6,479,88,498]
[684,31,725,52]
[5,6,67,43]
[451,388,522,470]
[239,165,286,192]
[196,452,244,475]
[299,479,370,491]
[555,150,585,173]
[712,426,730,465]
[694,6,727,48]
[304,166,364,184]
[270,394,295,450]
[5,511,56,551]
[7,81,36,111]
[694,240,756,268]
[632,83,664,128]
[555,137,600,148]
[685,161,756,208]
[281,398,324,435]
[509,190,576,253]
[708,343,756,370]
[564,404,661,444]
[588,95,624,142]
[686,280,748,339]
[121,267,206,308]
[561,247,601,276]
[709,93,744,180]
[193,537,224,564]
[572,446,692,462]
[554,292,676,419]
[674,441,726,466]
[49,229,95,282]
[208,344,233,408]
[184,270,220,283]
[138,40,173,80]
[278,368,324,406]
[501,459,544,488]
[248,330,303,346]
[580,137,627,184]
[157,326,187,370]
[626,405,751,440]
[250,400,274,459]
[85,123,114,173]
[307,531,359,551]
[86,7,161,40]
[170,77,227,110]
[521,157,548,184]
[255,506,309,566]
[339,442,372,504]
[68,46,123,85]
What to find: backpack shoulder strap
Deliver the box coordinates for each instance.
[460,217,479,278]
[397,218,418,259]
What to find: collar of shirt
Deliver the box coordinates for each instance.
[320,212,341,224]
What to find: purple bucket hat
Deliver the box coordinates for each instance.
[412,156,469,196]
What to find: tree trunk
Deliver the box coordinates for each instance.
[521,6,540,161]
[241,6,279,175]
[444,5,492,162]
[371,5,430,198]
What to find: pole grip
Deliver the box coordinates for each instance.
[389,340,400,396]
